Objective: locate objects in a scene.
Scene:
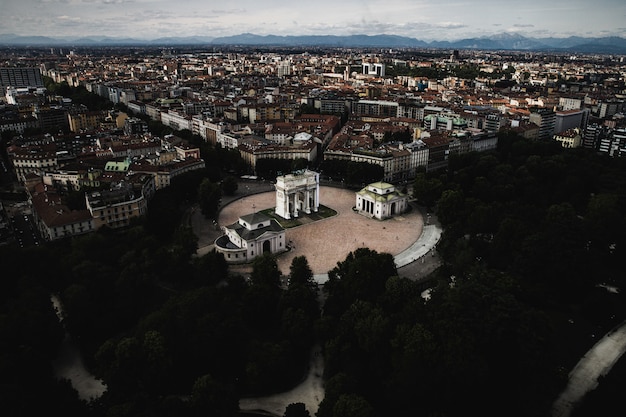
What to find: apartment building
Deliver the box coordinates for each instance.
[7,143,59,181]
[240,139,317,169]
[529,107,556,141]
[554,128,582,148]
[352,100,399,118]
[68,110,106,133]
[555,109,586,134]
[85,173,155,229]
[0,67,44,88]
[29,182,95,241]
[130,158,206,190]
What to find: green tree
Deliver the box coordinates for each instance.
[244,253,283,332]
[324,248,397,317]
[284,402,311,417]
[435,189,464,226]
[251,253,282,288]
[332,394,375,417]
[289,255,315,289]
[190,374,238,417]
[412,172,442,209]
[171,225,199,264]
[221,176,238,195]
[197,178,222,219]
[291,157,309,172]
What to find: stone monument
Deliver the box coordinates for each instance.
[275,169,320,219]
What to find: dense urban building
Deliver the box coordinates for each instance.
[2,43,626,243]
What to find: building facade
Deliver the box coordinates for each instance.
[214,212,286,264]
[356,181,408,220]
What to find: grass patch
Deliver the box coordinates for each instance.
[260,205,337,228]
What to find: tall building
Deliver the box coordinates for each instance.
[34,108,69,133]
[277,60,292,77]
[610,128,626,157]
[352,100,399,118]
[583,123,607,150]
[362,63,385,77]
[485,114,503,132]
[559,97,582,111]
[529,108,556,141]
[0,67,44,88]
[555,109,584,134]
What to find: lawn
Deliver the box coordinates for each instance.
[260,205,338,228]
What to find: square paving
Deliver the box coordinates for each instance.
[218,186,424,276]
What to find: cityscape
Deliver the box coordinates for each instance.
[2,3,626,416]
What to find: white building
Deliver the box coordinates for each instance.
[215,212,286,264]
[275,170,320,220]
[362,63,385,77]
[356,181,408,220]
[160,109,193,131]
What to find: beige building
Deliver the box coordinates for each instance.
[85,174,154,229]
[554,128,582,148]
[215,212,286,264]
[30,182,95,241]
[68,111,106,133]
[356,181,408,220]
[7,143,59,182]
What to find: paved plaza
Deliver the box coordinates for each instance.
[209,185,427,278]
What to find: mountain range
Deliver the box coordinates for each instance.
[1,32,626,54]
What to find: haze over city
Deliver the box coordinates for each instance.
[2,0,625,41]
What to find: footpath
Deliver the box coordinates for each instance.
[552,320,626,417]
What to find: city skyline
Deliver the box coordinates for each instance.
[1,0,625,42]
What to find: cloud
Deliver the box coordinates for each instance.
[210,9,247,14]
[513,24,535,28]
[84,0,135,3]
[434,22,467,29]
[57,15,81,22]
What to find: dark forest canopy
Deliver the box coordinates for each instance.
[2,133,626,416]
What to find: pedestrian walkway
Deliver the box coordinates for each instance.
[312,222,442,284]
[201,186,440,280]
[552,320,626,417]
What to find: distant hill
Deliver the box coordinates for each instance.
[428,32,547,51]
[1,32,626,53]
[210,33,428,48]
[0,33,215,46]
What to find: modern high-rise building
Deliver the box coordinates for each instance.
[529,107,556,141]
[277,60,291,78]
[0,67,44,88]
[583,123,606,150]
[555,109,585,134]
[362,63,385,77]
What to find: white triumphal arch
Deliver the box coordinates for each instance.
[275,169,320,219]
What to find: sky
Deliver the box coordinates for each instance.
[2,0,625,41]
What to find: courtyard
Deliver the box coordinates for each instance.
[215,186,424,276]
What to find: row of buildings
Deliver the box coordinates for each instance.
[2,45,626,243]
[6,130,205,241]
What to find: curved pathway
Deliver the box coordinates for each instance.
[239,345,325,416]
[50,295,107,402]
[552,320,626,417]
